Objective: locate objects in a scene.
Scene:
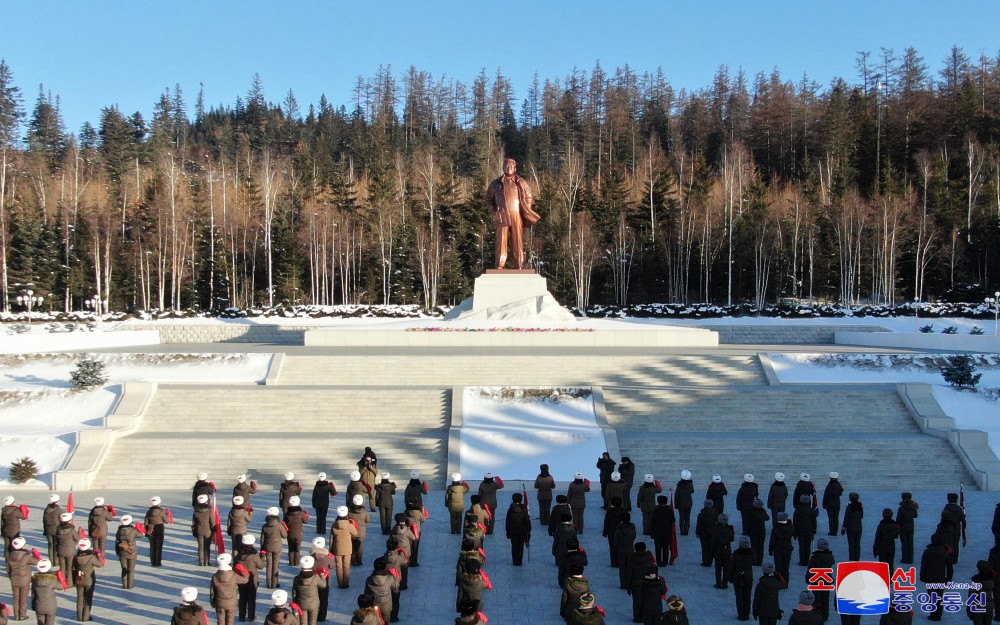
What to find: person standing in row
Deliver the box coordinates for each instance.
[31,559,66,625]
[873,508,900,571]
[695,499,717,567]
[235,535,265,624]
[192,494,217,567]
[284,496,309,567]
[330,506,358,589]
[767,473,788,527]
[358,456,379,512]
[264,590,299,625]
[54,512,81,577]
[806,538,835,622]
[822,472,844,536]
[505,493,531,567]
[534,464,556,526]
[170,587,207,625]
[596,452,616,508]
[736,474,759,536]
[605,473,626,515]
[729,536,756,621]
[72,537,104,622]
[707,475,727,515]
[375,473,396,535]
[793,495,817,566]
[115,515,143,590]
[88,497,115,555]
[897,492,919,564]
[842,492,864,562]
[636,474,663,536]
[349,495,370,567]
[261,507,287,589]
[279,474,302,515]
[233,474,257,507]
[145,495,172,567]
[618,456,636,512]
[7,537,39,621]
[446,474,470,535]
[403,472,427,510]
[745,499,769,566]
[192,472,216,507]
[567,473,591,534]
[674,470,695,536]
[228,497,253,554]
[42,495,61,562]
[312,473,338,536]
[710,514,735,589]
[292,556,329,625]
[211,553,251,625]
[477,473,504,536]
[650,495,676,567]
[769,513,794,582]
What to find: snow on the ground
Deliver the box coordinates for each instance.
[770,352,1000,457]
[460,387,609,482]
[0,353,271,486]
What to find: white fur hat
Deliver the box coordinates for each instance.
[409,471,419,479]
[267,506,280,516]
[300,555,314,570]
[242,534,256,545]
[644,473,655,483]
[94,497,104,506]
[317,472,327,481]
[48,494,60,503]
[484,472,494,479]
[197,472,208,481]
[60,512,73,522]
[11,537,26,549]
[829,471,839,479]
[712,474,722,483]
[351,471,362,481]
[181,587,198,602]
[284,472,295,480]
[744,473,754,483]
[775,472,785,482]
[78,538,92,550]
[611,472,621,481]
[352,494,364,506]
[288,496,300,507]
[217,553,232,566]
[336,506,349,517]
[120,515,133,525]
[452,473,462,482]
[574,471,584,479]
[312,537,326,549]
[2,496,13,506]
[800,472,811,481]
[381,472,390,479]
[236,474,247,483]
[197,494,209,504]
[232,496,245,506]
[680,470,692,480]
[272,590,288,606]
[150,496,162,506]
[36,559,52,573]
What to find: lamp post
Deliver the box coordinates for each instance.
[913,297,920,333]
[16,289,43,324]
[986,292,1000,336]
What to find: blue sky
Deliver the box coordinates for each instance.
[3,1,999,134]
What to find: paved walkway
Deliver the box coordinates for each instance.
[1,486,994,625]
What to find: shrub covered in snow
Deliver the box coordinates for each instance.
[941,355,982,389]
[8,457,38,484]
[70,357,108,389]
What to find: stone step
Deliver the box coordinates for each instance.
[275,354,767,387]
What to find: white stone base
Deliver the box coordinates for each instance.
[443,272,576,323]
[303,326,719,347]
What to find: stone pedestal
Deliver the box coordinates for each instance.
[443,271,575,322]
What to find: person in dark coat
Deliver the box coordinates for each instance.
[970,559,995,625]
[637,566,667,625]
[6,537,39,621]
[42,494,61,562]
[822,472,844,536]
[284,497,309,567]
[279,473,303,515]
[567,473,591,533]
[312,472,338,535]
[636,474,662,536]
[558,538,589,589]
[602,497,625,567]
[767,473,788,527]
[706,475,728,514]
[710,514,735,589]
[115,516,143,589]
[745,499,769,566]
[374,472,396,536]
[263,590,300,625]
[54,512,82,578]
[769,512,794,583]
[736,474,759,536]
[729,536,755,621]
[661,595,689,625]
[144,495,171,567]
[626,544,656,619]
[618,456,637,511]
[993,500,1000,547]
[456,559,491,614]
[261,507,287,589]
[192,494,217,567]
[650,495,676,567]
[605,472,627,516]
[787,590,824,625]
[234,535,265,623]
[233,474,258,506]
[192,472,216,507]
[87,497,115,555]
[675,470,695,536]
[805,538,835,622]
[752,562,784,625]
[596,452,616,508]
[793,495,817,566]
[561,565,591,623]
[568,592,605,625]
[31,559,64,625]
[364,557,399,625]
[308,538,334,622]
[872,508,900,570]
[841,492,864,561]
[552,512,578,566]
[477,473,504,535]
[878,604,913,625]
[941,492,966,564]
[291,556,329,625]
[349,495,371,566]
[403,471,428,512]
[72,538,104,622]
[504,493,531,566]
[534,464,556,525]
[171,587,208,625]
[613,512,638,589]
[896,492,919,564]
[792,473,816,507]
[919,533,954,621]
[550,495,573,537]
[353,593,384,625]
[695,499,718,567]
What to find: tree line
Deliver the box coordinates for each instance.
[1,46,1000,314]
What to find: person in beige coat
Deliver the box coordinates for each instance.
[292,556,329,625]
[210,553,251,625]
[329,506,358,589]
[72,538,104,621]
[6,536,39,620]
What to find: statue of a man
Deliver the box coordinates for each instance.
[485,158,539,270]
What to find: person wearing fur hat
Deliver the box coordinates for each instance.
[212,553,252,625]
[358,457,379,512]
[767,473,788,527]
[792,473,816,508]
[505,493,531,566]
[806,538,835,621]
[560,563,590,623]
[873,508,900,570]
[661,595,689,625]
[235,535,265,622]
[566,473,591,534]
[605,472,626,516]
[31,560,66,625]
[260,507,287,588]
[311,472,338,536]
[842,492,864,561]
[72,537,104,621]
[534,464,557,525]
[456,559,492,614]
[348,495,371,566]
[613,512,639,588]
[736,474,759,535]
[567,592,605,625]
[549,495,572,537]
[263,590,300,625]
[941,492,966,564]
[637,474,663,536]
[711,513,736,589]
[350,593,382,625]
[291,555,329,625]
[650,495,677,567]
[729,536,756,620]
[897,492,919,564]
[284,495,309,567]
[330,506,358,588]
[54,512,82,579]
[347,472,371,511]
[192,472,216,507]
[278,473,302,515]
[822,472,844,536]
[595,452,617,508]
[374,473,397,536]
[787,590,823,625]
[695,499,718,567]
[114,515,143,589]
[752,562,784,625]
[192,494,217,567]
[477,473,505,535]
[233,474,258,507]
[403,499,425,567]
[618,456,637,512]
[144,495,171,567]
[87,497,115,555]
[445,474,470,534]
[171,587,209,625]
[42,494,61,561]
[228,496,253,555]
[706,474,728,515]
[308,537,334,621]
[403,471,428,511]
[769,512,794,582]
[558,537,589,589]
[7,536,39,620]
[793,494,818,566]
[638,566,667,625]
[745,499,769,566]
[674,470,695,536]
[919,533,953,621]
[364,558,399,623]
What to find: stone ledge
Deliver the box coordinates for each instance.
[304,328,719,347]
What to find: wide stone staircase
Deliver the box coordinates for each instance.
[604,385,975,491]
[91,385,450,490]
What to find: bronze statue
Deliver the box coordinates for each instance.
[486,158,539,270]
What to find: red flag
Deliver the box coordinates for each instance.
[166,509,175,524]
[212,500,225,555]
[476,612,489,623]
[67,489,75,514]
[480,568,492,590]
[669,514,679,564]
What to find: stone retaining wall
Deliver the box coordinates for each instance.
[695,324,889,344]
